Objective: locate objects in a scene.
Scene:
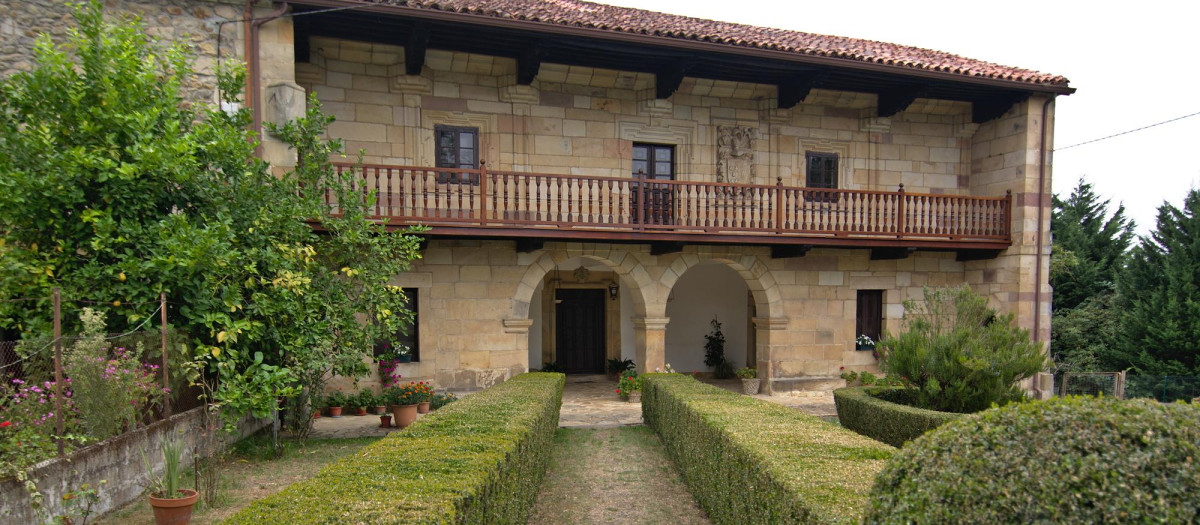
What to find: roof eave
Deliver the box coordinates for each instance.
[289,0,1075,95]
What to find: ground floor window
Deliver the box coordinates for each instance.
[374,287,420,362]
[856,289,883,344]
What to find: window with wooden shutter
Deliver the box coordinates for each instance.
[856,290,883,345]
[805,151,839,202]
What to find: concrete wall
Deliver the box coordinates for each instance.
[0,407,268,525]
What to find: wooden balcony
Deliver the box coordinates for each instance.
[326,163,1012,252]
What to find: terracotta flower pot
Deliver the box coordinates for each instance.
[355,407,368,416]
[379,415,392,428]
[149,489,198,525]
[417,401,431,414]
[328,406,343,418]
[391,404,418,429]
[373,405,387,415]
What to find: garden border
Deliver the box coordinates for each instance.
[643,374,893,524]
[833,386,964,448]
[225,372,565,524]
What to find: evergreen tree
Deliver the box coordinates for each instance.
[1117,189,1200,375]
[1050,179,1135,311]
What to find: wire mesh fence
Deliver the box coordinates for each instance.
[1125,375,1200,403]
[1060,372,1126,398]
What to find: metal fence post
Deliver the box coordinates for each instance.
[53,288,64,457]
[161,292,171,418]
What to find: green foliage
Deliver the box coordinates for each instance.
[145,437,185,499]
[617,370,641,396]
[878,285,1047,413]
[1118,189,1200,376]
[642,374,893,524]
[0,2,424,428]
[1051,179,1135,311]
[867,396,1200,523]
[63,309,162,441]
[734,367,756,379]
[702,317,728,370]
[430,392,457,410]
[606,357,634,375]
[225,373,565,524]
[1050,293,1120,374]
[833,387,963,448]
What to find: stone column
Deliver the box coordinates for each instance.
[502,318,535,374]
[752,317,789,394]
[632,317,669,373]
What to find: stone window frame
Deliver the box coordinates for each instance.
[617,121,695,178]
[418,111,498,168]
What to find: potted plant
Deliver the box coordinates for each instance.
[617,371,642,403]
[415,382,433,414]
[358,390,384,415]
[385,383,421,429]
[145,438,198,525]
[736,367,760,394]
[856,334,876,351]
[379,413,392,428]
[324,391,347,418]
[606,358,634,382]
[344,392,363,416]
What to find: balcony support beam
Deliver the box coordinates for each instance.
[770,244,812,259]
[870,247,916,260]
[650,242,685,256]
[956,248,1004,261]
[516,238,546,253]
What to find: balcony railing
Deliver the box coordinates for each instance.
[326,162,1011,247]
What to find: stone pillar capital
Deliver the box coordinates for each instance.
[502,318,534,334]
[751,317,789,330]
[631,317,670,331]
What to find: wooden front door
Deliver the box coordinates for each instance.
[555,289,606,374]
[631,143,675,226]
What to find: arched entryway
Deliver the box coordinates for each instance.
[664,262,752,374]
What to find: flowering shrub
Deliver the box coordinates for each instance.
[1,377,83,508]
[430,392,456,410]
[64,309,164,441]
[383,382,428,406]
[617,372,641,398]
[377,359,405,389]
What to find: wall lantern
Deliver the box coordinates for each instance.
[608,281,619,300]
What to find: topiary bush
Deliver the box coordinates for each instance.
[867,396,1200,523]
[878,285,1048,413]
[833,387,963,448]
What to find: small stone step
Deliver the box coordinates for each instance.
[769,376,845,394]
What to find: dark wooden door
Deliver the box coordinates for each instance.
[555,289,606,374]
[631,143,675,226]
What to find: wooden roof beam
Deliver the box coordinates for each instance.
[517,43,545,85]
[405,23,430,76]
[877,85,929,117]
[777,72,825,109]
[655,59,694,99]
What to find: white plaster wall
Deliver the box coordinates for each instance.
[664,263,750,373]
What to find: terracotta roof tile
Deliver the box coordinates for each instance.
[365,0,1069,88]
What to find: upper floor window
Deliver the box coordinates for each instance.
[632,143,675,180]
[435,125,478,184]
[805,151,838,189]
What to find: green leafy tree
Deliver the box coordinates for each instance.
[1050,179,1135,311]
[1117,189,1200,376]
[0,2,422,427]
[878,285,1048,413]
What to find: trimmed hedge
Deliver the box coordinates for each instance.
[833,387,963,448]
[643,374,894,524]
[224,372,565,524]
[867,396,1200,523]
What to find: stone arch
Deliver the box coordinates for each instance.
[510,249,653,321]
[658,251,783,321]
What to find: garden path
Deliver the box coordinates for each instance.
[527,426,710,525]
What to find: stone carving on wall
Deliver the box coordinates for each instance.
[716,125,757,183]
[264,82,306,137]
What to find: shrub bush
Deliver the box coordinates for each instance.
[643,374,893,524]
[878,285,1048,413]
[225,372,565,524]
[833,387,963,448]
[867,396,1200,523]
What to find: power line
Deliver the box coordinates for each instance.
[1055,110,1200,152]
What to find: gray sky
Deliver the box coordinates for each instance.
[609,0,1200,235]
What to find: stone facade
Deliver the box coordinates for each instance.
[3,2,1055,393]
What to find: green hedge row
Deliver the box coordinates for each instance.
[642,374,894,524]
[833,387,963,448]
[225,372,565,524]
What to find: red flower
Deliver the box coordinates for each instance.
[616,389,621,393]
[0,421,10,428]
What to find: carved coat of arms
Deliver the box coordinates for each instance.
[716,126,757,183]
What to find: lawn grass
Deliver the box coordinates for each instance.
[528,426,710,525]
[96,435,380,525]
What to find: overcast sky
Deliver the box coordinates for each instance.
[607,0,1200,235]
